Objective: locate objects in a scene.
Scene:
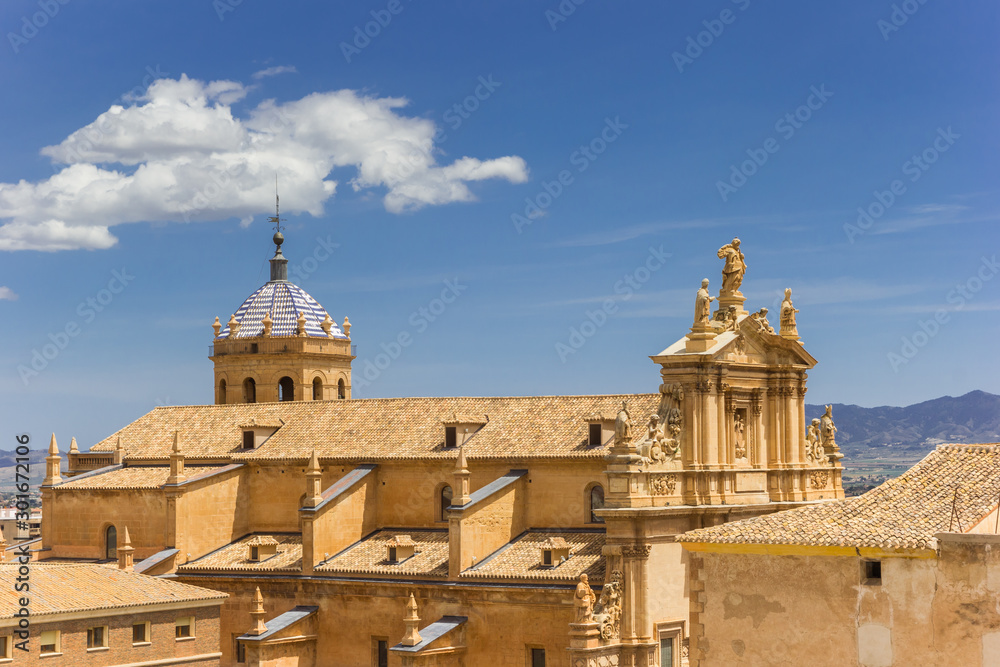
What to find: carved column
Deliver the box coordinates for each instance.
[766,388,779,467]
[621,544,652,644]
[717,383,729,467]
[697,380,715,468]
[797,385,808,466]
[783,387,796,465]
[751,390,763,468]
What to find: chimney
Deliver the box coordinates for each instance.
[117,526,134,570]
[401,592,423,647]
[43,434,61,486]
[167,431,187,484]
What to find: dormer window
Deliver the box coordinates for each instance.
[538,537,571,569]
[583,414,614,447]
[441,414,487,448]
[239,423,281,450]
[246,536,278,562]
[386,535,416,564]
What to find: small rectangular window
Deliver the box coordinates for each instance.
[863,560,882,585]
[445,426,457,448]
[234,635,247,663]
[242,430,255,449]
[133,622,149,644]
[660,636,674,667]
[531,647,546,667]
[374,638,388,667]
[176,616,194,639]
[40,630,59,654]
[0,635,9,658]
[250,546,259,561]
[589,423,603,447]
[87,626,107,648]
[542,550,552,566]
[388,547,397,563]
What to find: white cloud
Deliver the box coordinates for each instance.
[0,74,528,252]
[252,65,297,79]
[0,287,16,301]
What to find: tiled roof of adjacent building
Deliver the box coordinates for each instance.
[88,394,660,461]
[57,466,234,490]
[178,534,302,573]
[462,530,605,582]
[0,563,226,618]
[317,530,450,577]
[678,444,1000,550]
[219,280,346,340]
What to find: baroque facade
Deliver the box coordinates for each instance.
[36,232,845,666]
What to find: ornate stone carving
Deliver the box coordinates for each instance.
[594,570,623,641]
[622,544,651,559]
[750,389,762,417]
[574,574,597,623]
[734,334,747,355]
[750,308,774,334]
[695,379,712,393]
[810,470,829,489]
[779,288,799,339]
[649,474,677,495]
[717,238,747,294]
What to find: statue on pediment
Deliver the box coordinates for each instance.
[574,574,597,623]
[694,279,715,328]
[780,288,799,338]
[614,401,633,446]
[717,238,747,294]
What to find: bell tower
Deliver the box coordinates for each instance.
[208,196,355,404]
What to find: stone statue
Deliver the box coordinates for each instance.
[614,401,633,446]
[806,418,823,462]
[694,279,715,328]
[574,574,597,623]
[717,238,747,294]
[780,288,799,338]
[734,414,746,459]
[820,405,837,449]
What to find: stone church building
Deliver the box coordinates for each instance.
[36,230,847,666]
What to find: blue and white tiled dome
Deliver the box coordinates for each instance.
[219,281,347,339]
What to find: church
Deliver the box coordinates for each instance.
[36,223,846,666]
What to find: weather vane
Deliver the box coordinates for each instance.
[267,174,285,234]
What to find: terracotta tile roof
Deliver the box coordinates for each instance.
[57,466,233,490]
[462,530,605,582]
[0,563,225,618]
[678,444,1000,550]
[88,394,659,461]
[178,534,302,573]
[317,530,449,577]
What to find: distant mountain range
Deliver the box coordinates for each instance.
[806,390,1000,459]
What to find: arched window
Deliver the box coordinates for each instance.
[439,485,453,522]
[313,377,323,401]
[338,378,346,400]
[243,378,256,404]
[218,379,227,405]
[105,525,117,560]
[279,377,295,402]
[589,485,605,524]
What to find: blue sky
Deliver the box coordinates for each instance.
[0,1,997,450]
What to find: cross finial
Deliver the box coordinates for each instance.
[268,175,285,250]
